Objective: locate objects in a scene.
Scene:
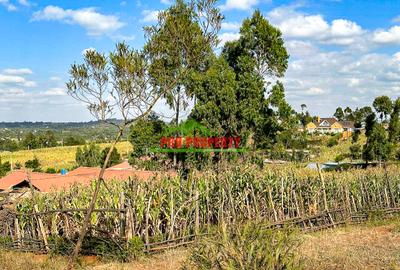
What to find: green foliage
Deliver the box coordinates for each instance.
[270,142,287,160]
[349,144,362,160]
[49,235,132,262]
[190,56,238,136]
[185,222,301,270]
[100,147,121,168]
[327,136,339,148]
[220,10,292,148]
[0,138,20,152]
[0,158,11,177]
[334,154,346,163]
[334,107,344,121]
[363,122,392,163]
[24,156,41,172]
[127,236,145,260]
[64,136,85,146]
[48,236,74,256]
[22,130,57,150]
[373,95,393,121]
[75,144,101,167]
[0,236,12,247]
[14,161,22,170]
[45,167,57,174]
[129,113,165,159]
[388,98,400,142]
[144,0,221,125]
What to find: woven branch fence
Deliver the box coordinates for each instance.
[2,165,400,256]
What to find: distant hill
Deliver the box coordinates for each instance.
[0,119,128,143]
[0,119,123,129]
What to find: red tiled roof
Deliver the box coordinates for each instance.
[0,162,176,193]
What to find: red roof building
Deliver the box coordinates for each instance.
[0,161,176,193]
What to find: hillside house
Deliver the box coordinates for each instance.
[306,117,354,134]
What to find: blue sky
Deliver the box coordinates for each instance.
[0,0,399,121]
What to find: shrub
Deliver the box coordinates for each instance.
[327,137,338,147]
[64,136,85,146]
[14,162,22,170]
[127,236,144,260]
[0,159,11,177]
[100,147,121,168]
[334,154,346,163]
[349,143,362,160]
[45,167,57,174]
[75,144,101,167]
[185,222,301,270]
[24,157,41,172]
[0,236,12,248]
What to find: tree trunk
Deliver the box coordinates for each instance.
[67,129,124,269]
[173,88,180,168]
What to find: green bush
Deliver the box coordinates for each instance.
[24,157,41,172]
[100,147,121,168]
[127,236,144,260]
[48,236,74,255]
[75,144,101,167]
[0,159,11,177]
[327,136,339,147]
[0,236,12,248]
[185,222,301,270]
[45,167,57,174]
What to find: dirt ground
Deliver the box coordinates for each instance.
[299,223,400,270]
[1,222,400,270]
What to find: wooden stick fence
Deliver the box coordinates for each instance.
[2,206,400,255]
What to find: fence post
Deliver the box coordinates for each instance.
[195,189,200,236]
[317,164,335,227]
[14,218,21,247]
[34,205,50,252]
[145,196,152,251]
[59,199,70,238]
[119,192,126,238]
[125,203,133,241]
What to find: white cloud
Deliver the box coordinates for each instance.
[218,32,240,46]
[221,22,241,31]
[304,87,326,95]
[330,19,363,37]
[394,52,400,62]
[284,49,400,116]
[277,14,329,38]
[220,0,258,10]
[268,6,364,46]
[0,74,36,87]
[140,10,160,23]
[18,0,30,7]
[348,78,360,87]
[40,87,67,96]
[32,6,125,36]
[0,0,16,11]
[160,0,172,4]
[372,26,400,44]
[49,76,62,81]
[285,40,319,57]
[2,68,33,75]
